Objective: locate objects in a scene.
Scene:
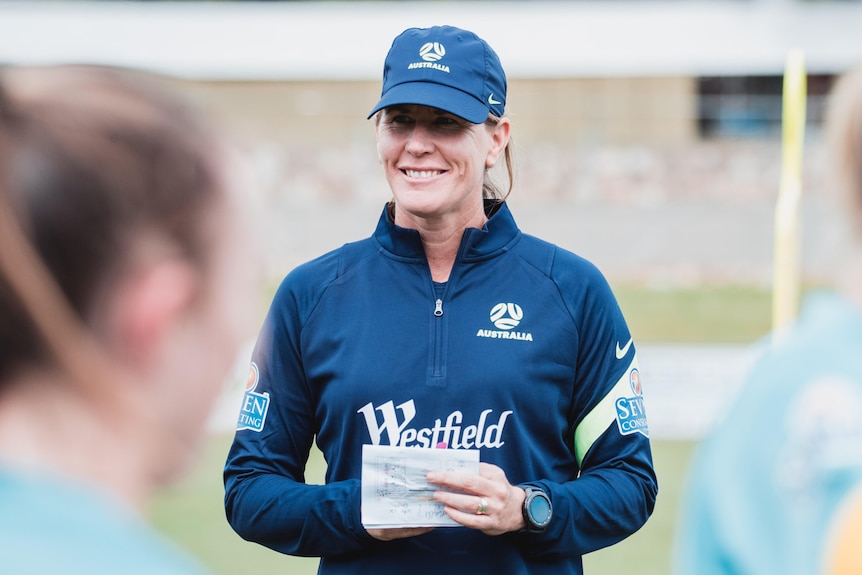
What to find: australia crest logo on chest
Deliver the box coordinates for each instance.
[476,302,534,342]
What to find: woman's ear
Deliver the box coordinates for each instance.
[486,117,511,169]
[109,260,198,369]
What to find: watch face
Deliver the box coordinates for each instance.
[528,492,552,526]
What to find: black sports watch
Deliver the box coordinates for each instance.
[522,486,552,532]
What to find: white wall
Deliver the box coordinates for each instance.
[2,1,862,80]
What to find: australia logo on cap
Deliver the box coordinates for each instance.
[236,362,270,433]
[408,42,450,73]
[420,42,445,62]
[615,368,649,438]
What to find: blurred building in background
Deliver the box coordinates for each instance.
[2,0,861,286]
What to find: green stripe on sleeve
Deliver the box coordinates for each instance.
[574,356,638,467]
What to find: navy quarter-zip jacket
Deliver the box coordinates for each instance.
[224,201,657,574]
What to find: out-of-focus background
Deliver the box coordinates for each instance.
[3,1,860,573]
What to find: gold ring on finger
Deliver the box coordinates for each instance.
[477,497,488,515]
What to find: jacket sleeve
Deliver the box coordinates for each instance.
[223,270,378,557]
[512,252,658,559]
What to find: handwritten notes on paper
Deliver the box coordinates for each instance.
[361,445,480,528]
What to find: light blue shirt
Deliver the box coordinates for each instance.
[673,292,862,575]
[0,468,210,575]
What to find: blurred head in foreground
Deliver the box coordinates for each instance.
[0,65,258,507]
[672,64,862,575]
[820,67,862,575]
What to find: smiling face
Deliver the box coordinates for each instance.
[375,105,510,227]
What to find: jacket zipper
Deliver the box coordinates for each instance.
[431,296,444,379]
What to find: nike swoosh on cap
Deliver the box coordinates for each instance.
[615,338,633,359]
[488,94,502,105]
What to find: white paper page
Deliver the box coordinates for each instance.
[361,445,480,528]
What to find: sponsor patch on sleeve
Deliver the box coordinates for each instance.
[236,362,270,432]
[574,356,648,466]
[615,368,649,438]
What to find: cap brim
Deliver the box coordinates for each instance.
[367,81,489,124]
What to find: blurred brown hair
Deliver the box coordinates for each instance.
[0,65,225,382]
[825,65,862,235]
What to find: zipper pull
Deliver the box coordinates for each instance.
[434,299,443,317]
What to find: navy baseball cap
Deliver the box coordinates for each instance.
[368,25,507,124]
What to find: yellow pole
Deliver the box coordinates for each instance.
[772,49,807,340]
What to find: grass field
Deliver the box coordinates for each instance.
[613,284,774,343]
[150,284,776,573]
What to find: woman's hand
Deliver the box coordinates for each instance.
[426,462,527,536]
[366,527,435,541]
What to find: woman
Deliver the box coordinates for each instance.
[0,65,258,574]
[225,25,656,574]
[672,66,862,575]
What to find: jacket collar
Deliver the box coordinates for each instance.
[373,200,521,262]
